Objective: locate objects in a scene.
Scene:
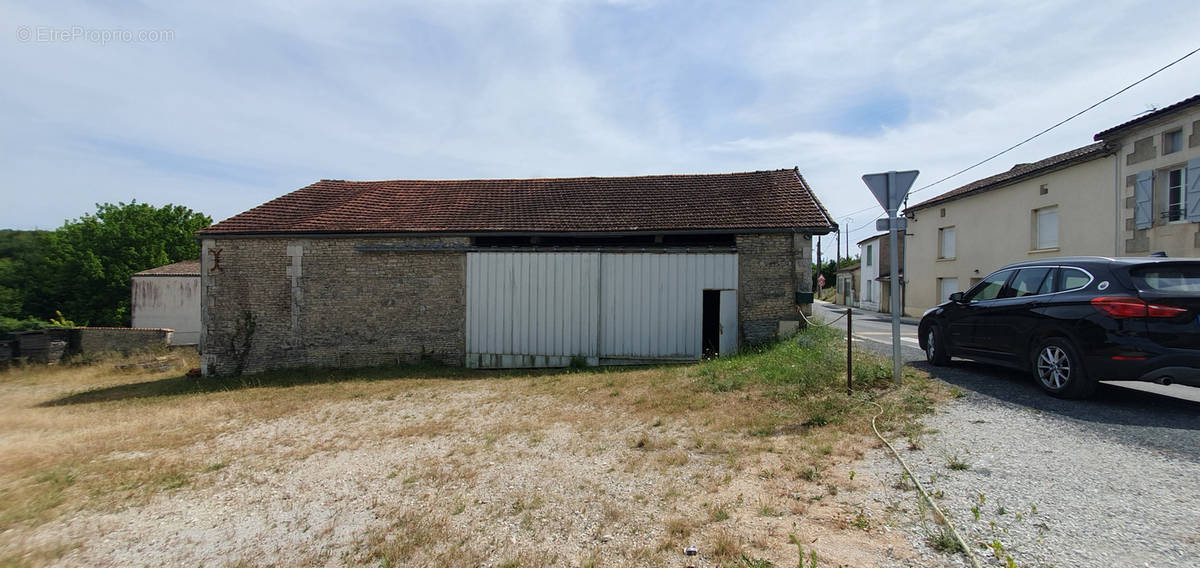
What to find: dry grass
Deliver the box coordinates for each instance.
[0,328,950,567]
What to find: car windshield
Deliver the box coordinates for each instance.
[1131,264,1200,292]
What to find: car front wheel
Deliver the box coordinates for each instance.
[1032,338,1096,399]
[925,325,949,366]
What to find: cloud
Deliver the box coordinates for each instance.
[1,0,1199,249]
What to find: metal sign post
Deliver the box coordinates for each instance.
[862,170,919,386]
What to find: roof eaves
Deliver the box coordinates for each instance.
[195,225,838,239]
[1093,94,1200,141]
[905,143,1110,213]
[794,167,838,232]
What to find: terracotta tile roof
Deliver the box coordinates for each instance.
[133,259,201,276]
[198,169,836,236]
[906,142,1110,213]
[1094,93,1200,141]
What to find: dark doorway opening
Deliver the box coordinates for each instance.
[702,290,720,357]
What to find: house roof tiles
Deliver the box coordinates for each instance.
[906,142,1109,213]
[198,169,836,236]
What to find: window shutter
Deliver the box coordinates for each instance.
[1187,159,1200,222]
[1135,170,1153,229]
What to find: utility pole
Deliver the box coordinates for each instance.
[845,217,853,260]
[836,223,841,266]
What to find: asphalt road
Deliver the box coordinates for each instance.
[811,301,1200,460]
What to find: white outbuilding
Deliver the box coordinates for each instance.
[131,259,201,345]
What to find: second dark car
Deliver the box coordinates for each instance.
[918,257,1200,398]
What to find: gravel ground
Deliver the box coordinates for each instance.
[860,391,1200,568]
[10,383,927,567]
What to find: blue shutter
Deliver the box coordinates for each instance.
[1187,159,1200,222]
[1135,170,1153,229]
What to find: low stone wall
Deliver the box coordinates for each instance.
[74,327,173,356]
[12,329,71,363]
[2,328,173,364]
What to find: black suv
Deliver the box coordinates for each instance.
[918,257,1200,398]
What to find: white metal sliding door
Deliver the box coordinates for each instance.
[466,252,737,368]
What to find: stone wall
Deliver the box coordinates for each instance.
[202,232,814,374]
[75,328,173,355]
[201,236,467,376]
[736,233,806,344]
[11,329,71,363]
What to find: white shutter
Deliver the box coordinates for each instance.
[1135,170,1153,229]
[1036,207,1058,249]
[1187,159,1200,222]
[939,278,958,301]
[940,227,955,258]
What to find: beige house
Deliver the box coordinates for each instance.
[1094,94,1200,257]
[902,92,1200,315]
[903,143,1114,315]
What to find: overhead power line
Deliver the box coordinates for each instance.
[831,45,1200,240]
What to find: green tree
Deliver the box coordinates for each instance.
[0,230,51,319]
[40,202,211,326]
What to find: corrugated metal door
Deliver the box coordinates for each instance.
[599,253,737,359]
[466,252,737,368]
[466,253,600,368]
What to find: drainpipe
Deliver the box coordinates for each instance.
[1113,152,1120,256]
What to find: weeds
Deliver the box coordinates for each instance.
[945,455,970,471]
[927,527,963,553]
[788,534,820,568]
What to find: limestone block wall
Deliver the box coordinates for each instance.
[736,233,807,344]
[201,236,467,376]
[75,328,173,355]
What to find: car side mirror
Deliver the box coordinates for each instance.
[949,292,965,303]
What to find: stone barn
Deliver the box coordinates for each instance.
[197,169,836,376]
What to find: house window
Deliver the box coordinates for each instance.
[866,244,873,266]
[938,277,959,302]
[1164,130,1183,154]
[1167,168,1184,222]
[1033,206,1058,250]
[938,227,956,259]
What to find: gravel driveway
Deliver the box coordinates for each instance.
[857,345,1200,567]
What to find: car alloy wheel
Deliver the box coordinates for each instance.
[1031,338,1095,399]
[1037,345,1071,390]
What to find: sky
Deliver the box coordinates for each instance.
[3,0,1200,254]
